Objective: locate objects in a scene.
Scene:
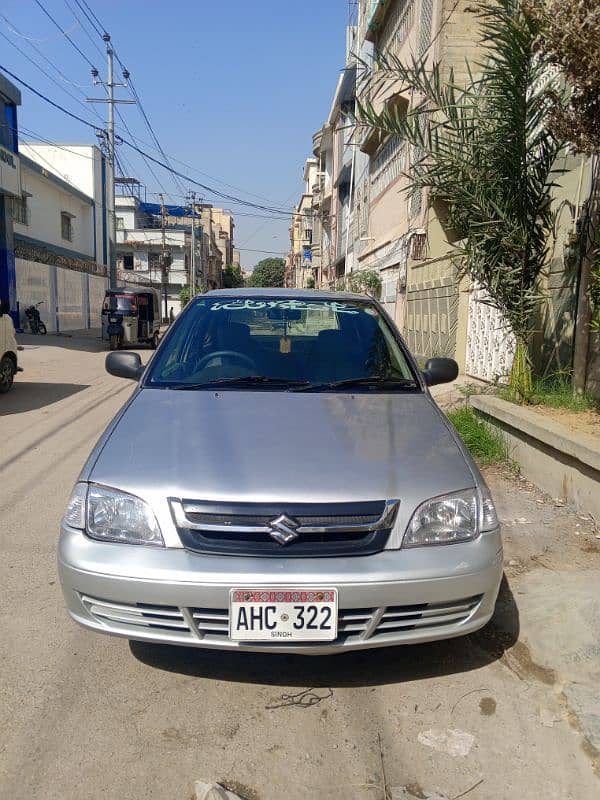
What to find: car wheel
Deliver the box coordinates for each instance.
[0,355,15,393]
[39,321,47,335]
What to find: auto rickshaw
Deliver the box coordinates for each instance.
[101,288,161,350]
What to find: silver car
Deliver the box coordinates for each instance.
[58,289,502,655]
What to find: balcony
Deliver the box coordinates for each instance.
[312,127,324,156]
[364,0,392,42]
[311,172,325,199]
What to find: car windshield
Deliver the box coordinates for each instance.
[146,295,419,391]
[104,295,136,314]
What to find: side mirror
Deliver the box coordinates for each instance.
[106,351,144,381]
[422,357,459,387]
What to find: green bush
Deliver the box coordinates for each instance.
[446,406,511,466]
[499,376,598,412]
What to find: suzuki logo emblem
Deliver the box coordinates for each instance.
[268,514,300,545]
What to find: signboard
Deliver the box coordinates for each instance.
[0,144,20,197]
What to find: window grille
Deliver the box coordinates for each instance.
[377,0,415,60]
[371,136,405,198]
[418,0,434,59]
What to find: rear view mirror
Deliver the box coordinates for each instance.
[422,357,459,387]
[106,351,144,381]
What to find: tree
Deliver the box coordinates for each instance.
[180,284,191,307]
[248,258,285,288]
[358,0,564,400]
[223,264,244,288]
[526,0,600,154]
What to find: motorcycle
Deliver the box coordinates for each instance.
[25,301,47,335]
[106,312,124,351]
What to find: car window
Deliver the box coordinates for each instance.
[146,296,418,390]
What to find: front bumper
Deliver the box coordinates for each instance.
[58,524,503,655]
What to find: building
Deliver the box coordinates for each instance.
[292,1,599,397]
[0,72,22,326]
[211,207,235,271]
[287,158,319,288]
[195,204,235,289]
[12,151,108,332]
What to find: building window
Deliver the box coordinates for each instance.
[11,196,29,226]
[371,136,405,198]
[0,99,18,153]
[411,232,427,260]
[418,0,434,59]
[123,253,134,270]
[116,216,125,230]
[61,212,73,242]
[377,0,415,60]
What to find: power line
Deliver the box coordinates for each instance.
[0,13,92,91]
[32,0,99,72]
[0,63,100,130]
[2,64,303,216]
[73,0,104,38]
[63,0,105,60]
[65,0,185,197]
[0,28,105,126]
[236,248,287,255]
[19,127,97,159]
[75,0,106,39]
[126,76,186,196]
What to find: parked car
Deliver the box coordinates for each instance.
[58,289,502,655]
[0,303,20,393]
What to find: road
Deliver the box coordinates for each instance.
[1,333,599,800]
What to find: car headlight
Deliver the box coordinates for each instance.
[403,487,498,547]
[64,483,164,546]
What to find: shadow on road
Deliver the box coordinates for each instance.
[17,332,109,353]
[0,381,89,414]
[130,575,519,688]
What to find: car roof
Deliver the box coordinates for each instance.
[204,287,370,302]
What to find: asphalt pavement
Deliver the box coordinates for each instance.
[1,333,598,800]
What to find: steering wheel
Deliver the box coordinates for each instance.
[196,350,257,371]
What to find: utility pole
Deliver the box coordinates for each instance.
[188,190,196,301]
[159,193,171,321]
[88,35,134,290]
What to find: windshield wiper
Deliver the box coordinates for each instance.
[294,376,419,392]
[163,376,311,390]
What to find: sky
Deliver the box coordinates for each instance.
[1,0,349,270]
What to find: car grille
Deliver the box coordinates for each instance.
[169,499,399,558]
[80,595,193,637]
[81,594,482,646]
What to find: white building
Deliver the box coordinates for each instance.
[11,146,109,332]
[115,195,194,316]
[20,143,109,267]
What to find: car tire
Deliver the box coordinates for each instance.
[0,355,15,393]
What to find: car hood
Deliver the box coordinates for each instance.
[88,388,475,522]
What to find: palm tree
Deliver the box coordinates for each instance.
[357,0,565,399]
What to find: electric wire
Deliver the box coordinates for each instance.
[32,0,99,72]
[63,0,105,60]
[63,2,284,207]
[1,64,304,217]
[0,28,105,126]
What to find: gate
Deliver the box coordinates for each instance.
[465,285,515,383]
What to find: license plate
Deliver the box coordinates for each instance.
[229,588,338,642]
